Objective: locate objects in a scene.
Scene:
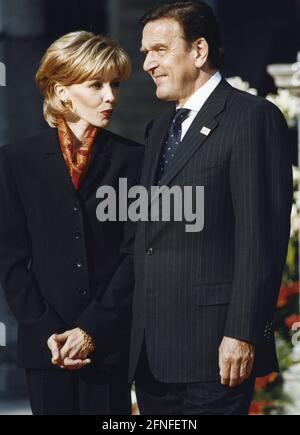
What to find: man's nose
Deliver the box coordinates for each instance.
[143,53,159,73]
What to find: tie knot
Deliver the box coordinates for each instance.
[173,108,190,126]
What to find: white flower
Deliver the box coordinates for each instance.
[226,76,258,95]
[291,166,300,236]
[293,166,300,182]
[290,203,300,236]
[226,77,299,126]
[266,89,299,127]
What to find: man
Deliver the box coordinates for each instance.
[129,2,293,415]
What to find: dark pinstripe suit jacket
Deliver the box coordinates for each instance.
[129,79,293,383]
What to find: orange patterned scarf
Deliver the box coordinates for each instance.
[57,118,97,190]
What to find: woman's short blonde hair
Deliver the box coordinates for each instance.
[36,31,131,127]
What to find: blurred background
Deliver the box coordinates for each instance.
[0,0,299,415]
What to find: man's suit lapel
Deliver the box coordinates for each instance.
[144,106,175,188]
[158,79,232,188]
[146,79,232,193]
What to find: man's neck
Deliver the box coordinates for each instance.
[177,68,218,107]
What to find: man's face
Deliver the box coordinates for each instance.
[141,19,199,106]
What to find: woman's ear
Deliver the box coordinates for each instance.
[54,83,68,103]
[194,37,209,68]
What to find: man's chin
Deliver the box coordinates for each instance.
[155,88,172,101]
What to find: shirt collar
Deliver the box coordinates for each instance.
[177,71,222,112]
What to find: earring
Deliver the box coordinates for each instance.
[62,99,72,109]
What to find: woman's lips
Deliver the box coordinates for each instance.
[101,109,113,118]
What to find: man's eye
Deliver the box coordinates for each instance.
[158,48,166,54]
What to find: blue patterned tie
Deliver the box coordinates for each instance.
[155,108,190,184]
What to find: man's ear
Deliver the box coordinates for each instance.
[193,37,209,68]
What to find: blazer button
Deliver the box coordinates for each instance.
[146,248,154,255]
[77,288,87,296]
[76,260,84,269]
[73,204,80,213]
[75,231,81,240]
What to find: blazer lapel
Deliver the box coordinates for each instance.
[42,128,111,201]
[42,128,78,200]
[78,129,112,198]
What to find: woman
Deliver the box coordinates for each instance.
[0,31,143,415]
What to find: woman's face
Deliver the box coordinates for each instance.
[63,76,120,128]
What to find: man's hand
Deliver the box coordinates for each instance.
[47,328,92,370]
[219,336,255,387]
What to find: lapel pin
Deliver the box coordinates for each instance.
[200,126,211,136]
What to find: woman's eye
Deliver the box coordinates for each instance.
[91,82,102,89]
[112,81,120,89]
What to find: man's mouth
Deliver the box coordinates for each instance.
[153,74,167,83]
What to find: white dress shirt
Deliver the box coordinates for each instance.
[177,71,222,140]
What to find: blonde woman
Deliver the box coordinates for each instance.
[0,31,143,415]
